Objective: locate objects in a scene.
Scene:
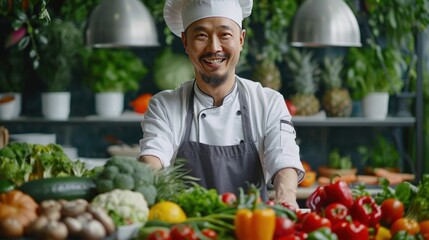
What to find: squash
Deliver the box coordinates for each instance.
[0,190,38,228]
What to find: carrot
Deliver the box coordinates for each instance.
[317,174,357,186]
[356,175,379,185]
[373,168,406,185]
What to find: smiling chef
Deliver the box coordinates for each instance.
[138,0,305,209]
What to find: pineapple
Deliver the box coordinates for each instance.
[252,59,282,91]
[321,57,353,117]
[287,49,321,116]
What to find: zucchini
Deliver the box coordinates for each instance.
[18,176,97,203]
[0,180,15,194]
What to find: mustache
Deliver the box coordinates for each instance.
[199,52,229,61]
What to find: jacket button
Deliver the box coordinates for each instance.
[240,140,244,144]
[201,113,206,118]
[236,110,242,115]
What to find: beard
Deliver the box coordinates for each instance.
[200,72,228,87]
[198,52,229,87]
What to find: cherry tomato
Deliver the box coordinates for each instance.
[273,216,295,239]
[390,218,420,236]
[266,200,276,206]
[419,220,429,239]
[380,198,404,227]
[324,203,349,224]
[301,212,331,233]
[170,224,198,240]
[221,192,237,205]
[201,228,218,239]
[147,229,171,240]
[285,100,297,116]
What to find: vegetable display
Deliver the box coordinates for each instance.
[2,149,429,239]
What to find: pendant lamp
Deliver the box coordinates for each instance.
[86,0,159,48]
[289,0,361,47]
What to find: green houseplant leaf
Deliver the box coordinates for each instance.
[81,49,148,93]
[36,19,83,92]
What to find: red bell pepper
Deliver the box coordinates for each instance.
[273,216,295,239]
[305,186,328,212]
[300,212,331,233]
[332,220,369,240]
[324,202,349,224]
[350,196,382,227]
[324,180,354,208]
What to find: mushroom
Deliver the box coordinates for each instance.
[61,199,88,217]
[63,217,82,236]
[88,205,116,235]
[80,219,106,240]
[41,220,68,240]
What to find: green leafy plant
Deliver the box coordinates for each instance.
[0,0,51,69]
[358,134,400,170]
[345,42,406,100]
[36,18,83,92]
[327,148,353,170]
[81,49,148,93]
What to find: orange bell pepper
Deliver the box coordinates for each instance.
[234,208,276,240]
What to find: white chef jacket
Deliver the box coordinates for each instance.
[139,76,304,183]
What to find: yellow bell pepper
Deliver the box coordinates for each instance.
[234,208,276,240]
[375,226,392,240]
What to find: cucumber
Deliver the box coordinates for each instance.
[0,180,14,194]
[18,176,97,203]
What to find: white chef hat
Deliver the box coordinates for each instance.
[164,0,253,37]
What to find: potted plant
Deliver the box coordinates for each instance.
[357,134,401,174]
[0,48,27,119]
[345,42,405,119]
[81,49,148,117]
[36,18,82,120]
[318,148,357,178]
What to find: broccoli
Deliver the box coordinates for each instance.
[94,156,157,205]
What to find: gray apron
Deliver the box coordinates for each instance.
[176,81,268,201]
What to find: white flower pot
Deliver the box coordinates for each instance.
[42,92,71,120]
[0,93,17,120]
[362,92,389,120]
[95,92,124,117]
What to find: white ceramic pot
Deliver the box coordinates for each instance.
[95,92,124,117]
[42,92,71,120]
[0,93,20,119]
[362,92,389,120]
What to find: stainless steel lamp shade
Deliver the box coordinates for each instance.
[289,0,361,47]
[86,0,159,48]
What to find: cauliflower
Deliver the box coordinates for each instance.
[91,189,149,226]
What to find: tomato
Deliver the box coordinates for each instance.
[147,229,171,240]
[266,200,276,206]
[301,212,331,233]
[221,192,237,205]
[380,198,404,227]
[170,224,198,240]
[419,220,429,239]
[299,171,316,187]
[390,218,420,236]
[285,100,297,116]
[130,93,152,114]
[324,203,349,224]
[273,216,295,239]
[201,228,218,239]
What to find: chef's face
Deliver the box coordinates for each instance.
[182,17,245,87]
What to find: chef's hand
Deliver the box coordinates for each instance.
[139,155,162,170]
[273,168,300,210]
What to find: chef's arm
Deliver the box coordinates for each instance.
[139,155,163,170]
[273,168,299,209]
